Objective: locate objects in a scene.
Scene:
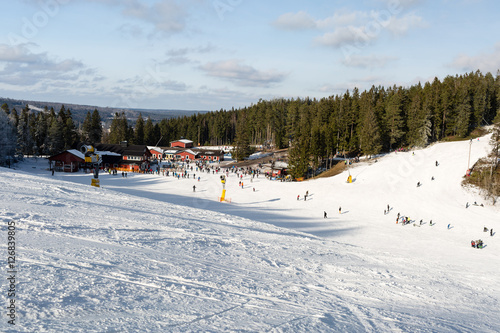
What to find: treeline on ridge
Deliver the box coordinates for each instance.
[1,70,500,177]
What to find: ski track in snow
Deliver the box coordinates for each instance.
[1,135,500,332]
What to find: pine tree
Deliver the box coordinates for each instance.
[134,113,145,144]
[17,106,33,156]
[358,92,382,155]
[233,114,251,161]
[0,110,17,165]
[9,108,19,128]
[63,109,77,149]
[385,89,404,150]
[82,111,92,142]
[288,134,310,179]
[108,112,129,144]
[33,112,49,155]
[89,109,103,144]
[1,103,9,115]
[144,116,154,145]
[47,116,64,154]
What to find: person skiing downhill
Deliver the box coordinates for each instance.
[339,206,341,214]
[324,211,327,218]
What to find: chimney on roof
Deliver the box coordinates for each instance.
[120,141,128,148]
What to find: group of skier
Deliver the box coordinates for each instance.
[471,239,484,248]
[322,206,341,218]
[394,211,434,226]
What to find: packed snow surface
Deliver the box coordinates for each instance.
[1,135,499,332]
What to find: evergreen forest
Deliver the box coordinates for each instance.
[1,70,500,178]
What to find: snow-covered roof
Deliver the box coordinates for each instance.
[66,149,85,159]
[147,146,164,152]
[176,149,198,155]
[95,150,121,156]
[164,149,179,154]
[197,149,223,155]
[171,139,193,144]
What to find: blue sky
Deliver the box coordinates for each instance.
[1,0,499,111]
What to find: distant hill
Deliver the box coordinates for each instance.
[0,97,209,125]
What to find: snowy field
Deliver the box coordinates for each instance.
[1,134,499,332]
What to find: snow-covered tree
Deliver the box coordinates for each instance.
[0,110,17,166]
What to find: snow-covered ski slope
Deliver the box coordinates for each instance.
[1,134,499,332]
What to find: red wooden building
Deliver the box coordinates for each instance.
[197,149,224,162]
[170,139,193,148]
[175,149,199,161]
[48,149,85,172]
[148,147,164,160]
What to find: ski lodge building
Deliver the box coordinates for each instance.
[170,139,193,148]
[48,138,223,173]
[48,149,85,172]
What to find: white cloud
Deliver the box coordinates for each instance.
[385,13,427,36]
[342,54,397,68]
[163,45,215,65]
[273,10,370,31]
[200,60,287,87]
[315,26,377,48]
[122,0,186,33]
[450,43,500,73]
[0,43,41,63]
[276,9,426,48]
[272,11,317,30]
[318,10,369,28]
[0,43,87,86]
[380,0,426,10]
